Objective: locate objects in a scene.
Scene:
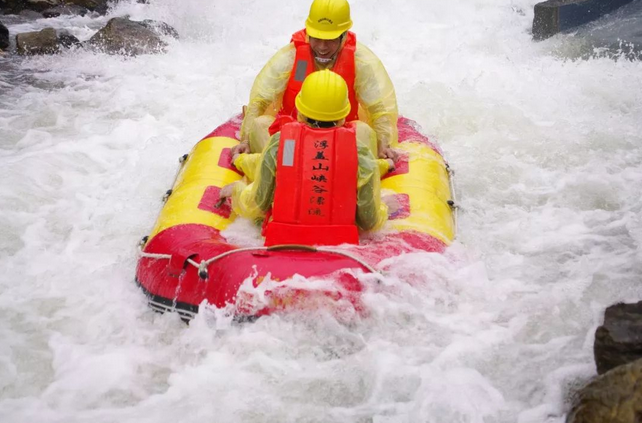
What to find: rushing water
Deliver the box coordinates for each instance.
[1,1,641,422]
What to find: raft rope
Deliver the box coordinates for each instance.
[137,243,380,280]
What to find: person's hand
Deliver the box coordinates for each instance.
[219,182,237,200]
[379,147,399,162]
[231,141,250,158]
[382,195,400,215]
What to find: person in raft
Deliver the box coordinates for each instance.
[233,0,399,163]
[220,70,393,245]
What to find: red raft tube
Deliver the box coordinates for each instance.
[135,115,456,320]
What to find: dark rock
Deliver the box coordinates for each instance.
[1,0,108,14]
[19,9,43,18]
[63,0,109,14]
[15,26,78,54]
[1,0,27,14]
[574,0,642,60]
[87,17,171,56]
[140,19,179,39]
[25,0,60,12]
[0,21,8,50]
[57,28,79,47]
[533,0,636,41]
[42,4,88,17]
[566,358,642,423]
[594,301,642,375]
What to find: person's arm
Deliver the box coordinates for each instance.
[355,127,389,232]
[233,152,261,182]
[354,43,399,159]
[230,133,280,221]
[238,45,296,147]
[354,121,393,175]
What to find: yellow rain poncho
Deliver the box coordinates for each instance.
[240,39,398,155]
[232,121,389,232]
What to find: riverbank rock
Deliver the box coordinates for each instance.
[1,0,108,15]
[25,0,60,12]
[19,9,44,18]
[566,358,642,423]
[0,0,56,14]
[42,4,89,17]
[16,27,79,54]
[140,19,179,39]
[64,0,108,14]
[57,28,78,46]
[1,21,9,50]
[87,17,176,56]
[533,0,636,41]
[1,0,15,14]
[1,0,25,14]
[594,301,642,375]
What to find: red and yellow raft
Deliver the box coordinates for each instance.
[136,115,456,319]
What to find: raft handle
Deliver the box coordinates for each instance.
[198,261,209,280]
[266,244,318,252]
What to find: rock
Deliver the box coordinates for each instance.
[0,20,8,50]
[19,9,44,18]
[42,4,88,17]
[25,0,60,12]
[1,0,26,14]
[15,26,78,54]
[87,17,174,56]
[594,301,642,375]
[566,358,642,423]
[533,0,636,41]
[63,0,109,14]
[16,27,57,54]
[140,19,179,39]
[57,28,79,47]
[1,0,105,14]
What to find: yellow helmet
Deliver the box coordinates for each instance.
[295,70,351,122]
[305,0,353,40]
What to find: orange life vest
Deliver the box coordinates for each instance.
[279,29,359,123]
[264,121,359,246]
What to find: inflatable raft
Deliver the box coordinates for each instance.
[136,115,456,320]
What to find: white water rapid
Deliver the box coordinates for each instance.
[1,1,641,422]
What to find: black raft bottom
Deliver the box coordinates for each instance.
[134,279,258,323]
